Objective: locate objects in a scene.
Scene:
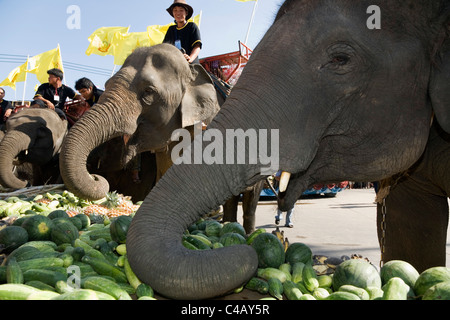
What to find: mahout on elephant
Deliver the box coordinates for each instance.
[0,107,68,189]
[120,0,450,300]
[60,43,264,231]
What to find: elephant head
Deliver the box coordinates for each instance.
[59,44,220,200]
[0,108,68,189]
[126,0,450,299]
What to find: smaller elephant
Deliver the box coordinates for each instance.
[0,107,68,189]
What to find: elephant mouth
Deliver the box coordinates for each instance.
[276,170,309,211]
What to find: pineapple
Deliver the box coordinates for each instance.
[82,191,138,219]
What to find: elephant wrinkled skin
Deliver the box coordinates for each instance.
[125,0,450,299]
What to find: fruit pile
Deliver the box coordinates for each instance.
[0,188,149,300]
[0,188,449,300]
[183,219,450,300]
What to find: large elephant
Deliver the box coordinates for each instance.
[125,0,450,299]
[0,107,68,189]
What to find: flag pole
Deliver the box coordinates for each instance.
[22,56,29,105]
[244,0,258,45]
[57,44,67,85]
[111,65,117,77]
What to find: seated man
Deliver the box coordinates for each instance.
[33,68,81,119]
[0,87,14,130]
[75,77,104,107]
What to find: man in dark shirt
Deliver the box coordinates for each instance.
[75,77,104,107]
[0,87,14,130]
[163,0,202,64]
[33,68,81,114]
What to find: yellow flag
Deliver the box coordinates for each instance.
[28,46,64,84]
[85,26,129,57]
[0,61,28,90]
[146,13,202,47]
[112,31,151,66]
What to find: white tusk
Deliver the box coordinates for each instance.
[279,171,291,193]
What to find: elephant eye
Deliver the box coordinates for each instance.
[141,87,158,104]
[330,54,349,66]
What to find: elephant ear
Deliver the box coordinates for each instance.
[180,64,220,128]
[430,22,450,133]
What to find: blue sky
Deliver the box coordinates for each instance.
[0,0,283,101]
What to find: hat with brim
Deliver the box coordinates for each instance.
[166,0,194,20]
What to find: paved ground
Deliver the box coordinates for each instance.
[236,188,450,271]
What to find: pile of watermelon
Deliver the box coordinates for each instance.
[183,219,450,300]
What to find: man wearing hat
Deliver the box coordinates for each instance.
[163,0,202,64]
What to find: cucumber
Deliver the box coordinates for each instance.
[6,257,24,284]
[257,267,288,283]
[283,280,303,300]
[0,283,41,300]
[302,263,319,292]
[182,239,199,250]
[278,263,292,281]
[23,269,67,287]
[366,286,385,300]
[81,255,127,283]
[245,277,270,294]
[325,291,361,300]
[318,274,333,288]
[246,228,266,245]
[312,287,331,300]
[268,277,284,300]
[115,244,127,256]
[18,257,64,272]
[6,246,42,262]
[136,283,154,299]
[296,281,310,294]
[82,276,132,300]
[18,240,57,252]
[381,277,410,300]
[51,288,116,300]
[25,280,58,292]
[299,293,316,300]
[183,235,211,250]
[291,261,305,283]
[123,255,142,289]
[27,290,60,300]
[74,239,105,260]
[339,284,370,300]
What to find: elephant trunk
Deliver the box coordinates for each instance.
[126,113,271,299]
[60,95,139,200]
[0,131,31,189]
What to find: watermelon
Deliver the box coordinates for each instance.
[219,233,246,247]
[21,215,54,241]
[219,222,246,237]
[380,260,420,288]
[47,210,69,220]
[204,220,222,237]
[251,232,285,268]
[332,259,382,290]
[414,267,450,297]
[50,218,79,245]
[0,226,29,253]
[422,281,450,300]
[109,215,133,244]
[285,242,313,265]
